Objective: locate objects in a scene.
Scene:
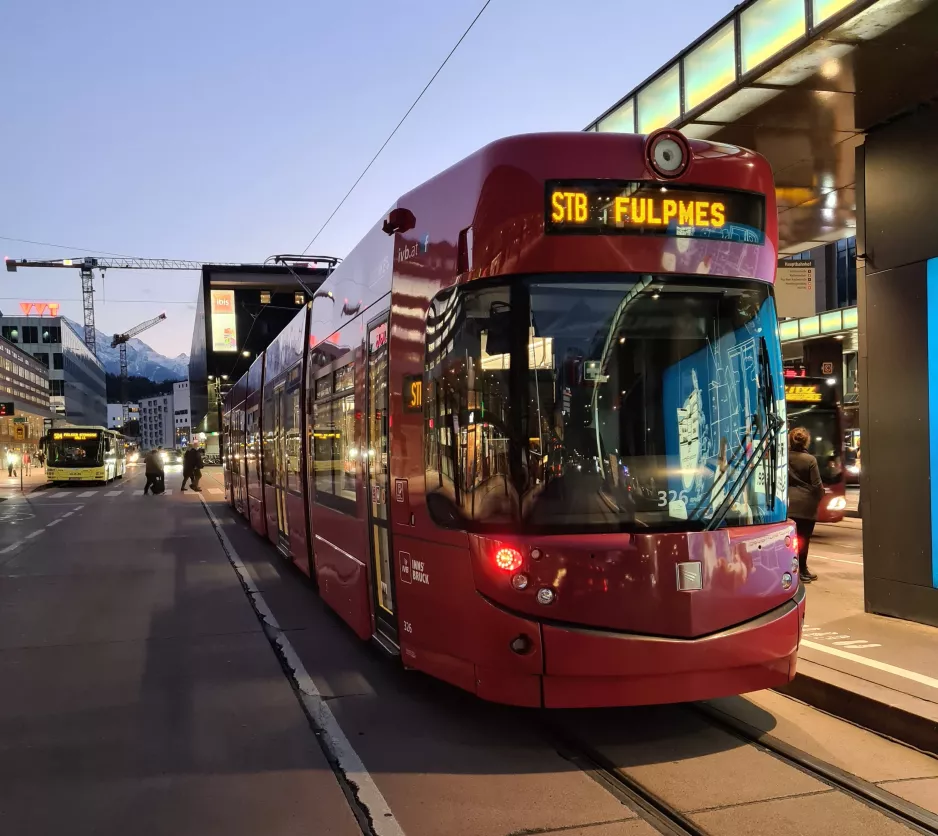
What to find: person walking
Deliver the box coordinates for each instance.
[6,448,17,478]
[144,448,164,496]
[181,444,203,492]
[23,451,31,476]
[788,426,825,583]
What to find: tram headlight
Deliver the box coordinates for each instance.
[510,573,529,590]
[781,573,793,590]
[494,547,523,573]
[646,130,690,179]
[827,496,847,511]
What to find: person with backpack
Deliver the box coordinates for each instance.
[788,426,825,584]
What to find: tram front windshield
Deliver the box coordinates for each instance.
[424,275,787,534]
[47,431,104,467]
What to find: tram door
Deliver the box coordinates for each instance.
[273,384,290,549]
[366,317,397,644]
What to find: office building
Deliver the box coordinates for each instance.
[0,335,53,448]
[107,402,139,430]
[140,393,175,450]
[0,316,106,426]
[189,262,333,455]
[173,380,190,446]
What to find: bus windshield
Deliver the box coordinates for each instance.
[47,431,103,467]
[787,406,842,484]
[424,274,787,534]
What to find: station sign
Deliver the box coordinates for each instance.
[544,180,765,243]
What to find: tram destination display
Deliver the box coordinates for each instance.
[545,180,765,243]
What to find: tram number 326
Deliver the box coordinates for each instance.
[658,490,689,507]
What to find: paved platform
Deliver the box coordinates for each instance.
[783,512,938,755]
[0,465,361,836]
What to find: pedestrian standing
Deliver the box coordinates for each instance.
[788,426,824,583]
[6,449,17,478]
[23,451,31,476]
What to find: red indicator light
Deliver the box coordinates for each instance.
[494,547,523,572]
[791,534,799,554]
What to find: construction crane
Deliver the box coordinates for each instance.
[4,256,239,358]
[4,255,339,358]
[111,313,167,425]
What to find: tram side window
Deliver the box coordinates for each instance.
[313,362,357,512]
[262,391,276,484]
[247,405,261,481]
[285,380,302,493]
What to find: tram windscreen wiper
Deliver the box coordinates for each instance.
[705,338,782,531]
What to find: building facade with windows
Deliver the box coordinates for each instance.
[0,335,54,449]
[140,394,176,450]
[0,316,106,426]
[107,402,139,430]
[172,381,190,446]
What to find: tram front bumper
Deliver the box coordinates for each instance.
[534,586,805,708]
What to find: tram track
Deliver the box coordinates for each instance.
[546,700,938,836]
[691,701,938,836]
[549,724,706,836]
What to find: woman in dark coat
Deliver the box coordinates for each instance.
[788,426,825,583]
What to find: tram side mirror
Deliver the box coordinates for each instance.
[426,492,464,530]
[485,302,512,355]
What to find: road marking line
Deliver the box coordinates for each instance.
[811,552,863,566]
[163,489,173,496]
[802,640,938,690]
[200,498,406,836]
[209,488,223,495]
[46,519,61,527]
[104,490,122,496]
[77,491,96,498]
[24,530,43,539]
[133,489,144,496]
[0,541,21,553]
[61,511,73,518]
[49,491,71,498]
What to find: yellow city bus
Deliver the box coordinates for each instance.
[45,427,127,484]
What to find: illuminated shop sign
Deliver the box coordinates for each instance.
[19,302,60,316]
[210,289,237,352]
[545,180,765,243]
[784,383,823,403]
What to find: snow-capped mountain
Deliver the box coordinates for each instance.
[64,318,188,382]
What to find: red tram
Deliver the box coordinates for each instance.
[223,130,805,708]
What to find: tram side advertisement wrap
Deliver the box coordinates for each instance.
[545,180,766,244]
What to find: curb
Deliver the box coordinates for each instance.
[776,674,938,756]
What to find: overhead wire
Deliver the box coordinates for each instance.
[300,0,494,255]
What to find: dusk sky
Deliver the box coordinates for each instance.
[1,0,737,358]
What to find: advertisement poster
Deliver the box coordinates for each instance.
[211,289,237,352]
